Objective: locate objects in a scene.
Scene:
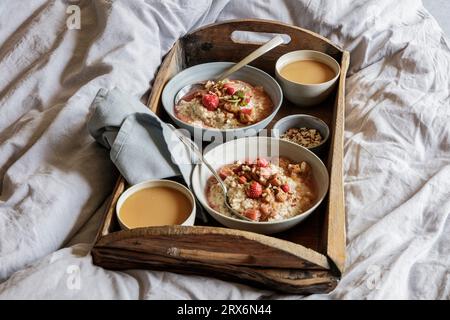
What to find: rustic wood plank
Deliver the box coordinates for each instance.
[92,247,338,294]
[94,177,125,241]
[147,41,184,115]
[182,19,342,74]
[324,51,349,274]
[96,226,330,270]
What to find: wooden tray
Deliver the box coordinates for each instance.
[92,19,349,295]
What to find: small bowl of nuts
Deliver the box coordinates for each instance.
[272,114,330,154]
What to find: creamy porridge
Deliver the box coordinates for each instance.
[206,157,316,222]
[175,79,273,129]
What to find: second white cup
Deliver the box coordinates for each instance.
[275,50,341,107]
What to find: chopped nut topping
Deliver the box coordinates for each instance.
[280,127,323,148]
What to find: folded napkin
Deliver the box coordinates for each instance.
[87,88,195,186]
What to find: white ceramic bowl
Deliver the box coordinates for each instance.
[162,62,283,141]
[116,179,196,230]
[191,137,329,234]
[275,50,340,107]
[272,114,330,154]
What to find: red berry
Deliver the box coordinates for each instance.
[223,84,236,95]
[256,158,269,168]
[238,176,247,184]
[246,181,263,198]
[240,106,253,115]
[202,94,219,111]
[281,184,290,193]
[243,209,261,221]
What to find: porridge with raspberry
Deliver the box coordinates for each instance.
[206,157,317,222]
[174,79,273,129]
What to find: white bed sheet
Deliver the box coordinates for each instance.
[0,0,449,299]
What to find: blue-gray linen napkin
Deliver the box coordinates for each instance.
[87,88,194,186]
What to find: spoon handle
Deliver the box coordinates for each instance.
[167,124,228,194]
[216,35,285,81]
[167,125,253,222]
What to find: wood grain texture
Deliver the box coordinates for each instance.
[92,19,347,294]
[95,226,330,269]
[95,177,124,240]
[92,247,338,294]
[148,41,184,115]
[324,51,349,274]
[182,19,342,75]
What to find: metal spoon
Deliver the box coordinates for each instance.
[174,35,285,104]
[167,124,253,221]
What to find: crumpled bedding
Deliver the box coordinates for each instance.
[0,0,449,299]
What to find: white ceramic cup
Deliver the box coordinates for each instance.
[275,50,340,107]
[116,179,196,230]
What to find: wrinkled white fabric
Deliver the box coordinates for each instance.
[0,0,449,299]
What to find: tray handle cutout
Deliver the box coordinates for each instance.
[186,20,342,56]
[231,30,291,46]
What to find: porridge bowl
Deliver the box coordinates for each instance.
[162,62,283,141]
[191,137,329,234]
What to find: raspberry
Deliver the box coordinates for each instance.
[202,94,219,111]
[246,181,263,198]
[281,184,290,193]
[240,106,253,115]
[223,84,236,95]
[256,158,269,168]
[243,208,260,221]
